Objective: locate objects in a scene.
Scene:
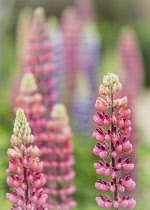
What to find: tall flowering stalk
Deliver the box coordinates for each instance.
[72,22,101,134]
[118,26,144,96]
[93,73,136,209]
[118,26,145,184]
[48,17,65,103]
[41,104,76,210]
[6,109,48,210]
[25,7,57,111]
[61,6,82,110]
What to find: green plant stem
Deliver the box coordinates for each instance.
[111,92,118,210]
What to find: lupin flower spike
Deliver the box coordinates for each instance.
[72,21,101,134]
[48,17,65,103]
[25,7,57,111]
[93,73,136,210]
[117,26,145,190]
[41,104,76,210]
[61,6,83,110]
[6,109,48,210]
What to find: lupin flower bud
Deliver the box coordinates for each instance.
[50,103,68,120]
[11,109,34,146]
[100,73,122,95]
[93,73,136,209]
[33,7,45,19]
[20,72,37,93]
[6,109,48,210]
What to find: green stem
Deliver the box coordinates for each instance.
[23,150,29,209]
[111,92,118,210]
[24,167,29,205]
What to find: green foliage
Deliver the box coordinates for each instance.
[0,127,12,209]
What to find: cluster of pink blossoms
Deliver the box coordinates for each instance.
[6,109,48,210]
[93,73,136,209]
[61,6,82,110]
[14,70,76,210]
[40,104,76,210]
[25,7,57,111]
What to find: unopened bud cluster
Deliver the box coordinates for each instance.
[40,104,76,210]
[93,73,136,209]
[6,109,48,210]
[100,73,122,95]
[11,108,34,146]
[20,73,37,93]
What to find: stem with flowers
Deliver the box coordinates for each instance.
[42,104,76,210]
[110,91,118,206]
[24,7,57,112]
[6,109,48,210]
[93,73,136,209]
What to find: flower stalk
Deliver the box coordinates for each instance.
[93,73,136,209]
[6,109,48,210]
[24,7,57,112]
[43,104,76,210]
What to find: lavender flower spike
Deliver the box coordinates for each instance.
[6,109,48,210]
[93,73,136,209]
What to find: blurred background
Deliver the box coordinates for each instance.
[0,0,150,209]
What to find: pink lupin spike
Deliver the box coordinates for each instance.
[6,109,48,210]
[93,73,136,209]
[44,104,76,208]
[24,7,57,111]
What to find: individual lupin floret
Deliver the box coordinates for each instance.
[6,109,48,210]
[93,73,136,210]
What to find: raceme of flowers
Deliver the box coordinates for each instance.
[93,73,136,209]
[25,7,57,111]
[41,104,76,210]
[6,109,48,210]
